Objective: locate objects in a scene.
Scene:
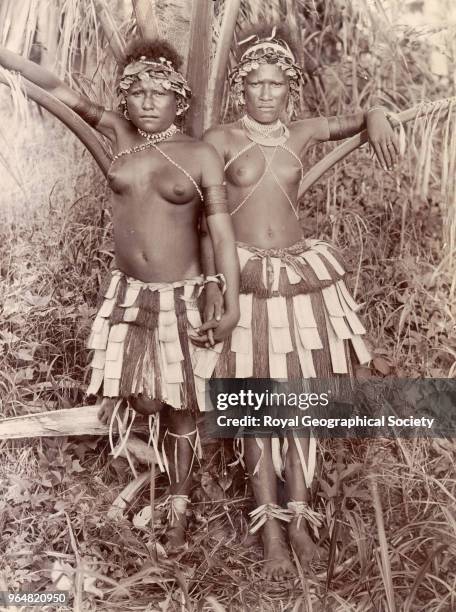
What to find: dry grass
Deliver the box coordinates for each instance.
[1,0,456,610]
[0,108,454,611]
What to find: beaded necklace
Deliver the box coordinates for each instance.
[111,124,179,163]
[242,114,283,138]
[137,124,178,143]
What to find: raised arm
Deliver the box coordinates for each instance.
[0,46,119,140]
[295,107,400,170]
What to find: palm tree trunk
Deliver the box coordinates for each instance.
[94,0,126,63]
[185,0,213,137]
[0,0,38,55]
[205,0,241,130]
[285,0,304,68]
[37,0,59,69]
[132,0,161,41]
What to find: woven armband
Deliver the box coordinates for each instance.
[327,115,365,141]
[204,273,226,294]
[327,116,342,141]
[73,96,104,128]
[202,185,228,216]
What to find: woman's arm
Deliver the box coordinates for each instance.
[0,46,119,140]
[200,214,225,322]
[200,130,228,271]
[294,108,400,170]
[198,128,228,341]
[197,143,240,343]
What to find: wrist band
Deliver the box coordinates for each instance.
[202,185,228,216]
[367,106,401,129]
[204,273,226,294]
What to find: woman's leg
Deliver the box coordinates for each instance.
[163,409,198,547]
[245,437,294,580]
[284,434,319,572]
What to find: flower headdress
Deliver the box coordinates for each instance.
[118,56,191,115]
[229,27,304,117]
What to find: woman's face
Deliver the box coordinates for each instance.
[126,78,177,132]
[244,63,289,123]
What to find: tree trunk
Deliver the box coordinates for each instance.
[285,0,304,69]
[206,0,241,130]
[132,0,162,41]
[0,0,38,56]
[185,0,213,137]
[37,0,59,69]
[94,0,126,63]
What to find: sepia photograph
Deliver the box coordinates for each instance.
[0,0,455,610]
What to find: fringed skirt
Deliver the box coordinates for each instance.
[86,269,206,413]
[193,239,371,396]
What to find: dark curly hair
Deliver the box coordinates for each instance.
[119,38,183,72]
[235,24,300,63]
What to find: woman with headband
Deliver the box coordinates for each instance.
[196,26,399,578]
[0,39,240,548]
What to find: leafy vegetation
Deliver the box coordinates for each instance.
[0,1,455,610]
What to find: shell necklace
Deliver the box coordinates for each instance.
[111,124,179,164]
[241,114,289,146]
[137,123,179,143]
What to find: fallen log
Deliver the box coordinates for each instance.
[0,405,146,439]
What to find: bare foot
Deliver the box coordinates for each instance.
[288,519,318,573]
[165,513,187,550]
[97,397,118,425]
[262,528,295,580]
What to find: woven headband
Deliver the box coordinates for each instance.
[118,56,191,112]
[240,40,296,63]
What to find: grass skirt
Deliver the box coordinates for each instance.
[194,239,371,393]
[86,269,205,413]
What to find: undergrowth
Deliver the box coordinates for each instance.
[0,2,456,599]
[0,109,454,610]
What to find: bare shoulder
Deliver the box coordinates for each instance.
[177,134,217,156]
[204,121,240,142]
[197,140,223,166]
[171,136,222,173]
[204,122,243,157]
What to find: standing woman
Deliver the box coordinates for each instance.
[196,26,399,578]
[0,39,240,547]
